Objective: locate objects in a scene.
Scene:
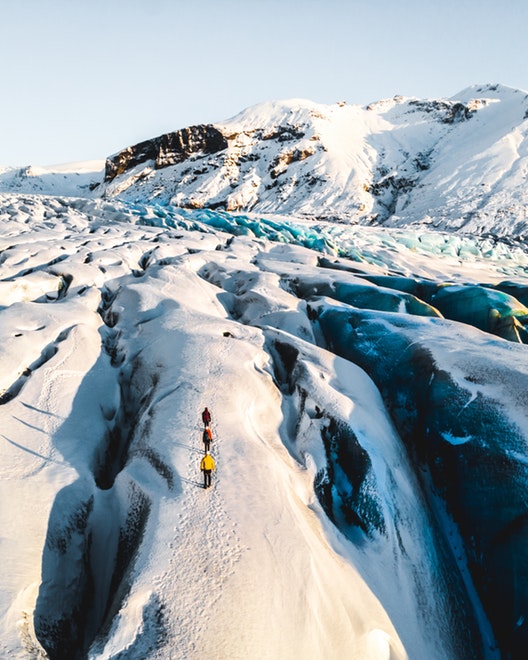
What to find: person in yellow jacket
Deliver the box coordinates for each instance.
[200,451,216,489]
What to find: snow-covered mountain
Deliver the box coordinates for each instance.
[2,85,528,660]
[3,83,528,237]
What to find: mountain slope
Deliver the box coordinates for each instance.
[2,85,528,238]
[2,83,528,659]
[94,83,528,236]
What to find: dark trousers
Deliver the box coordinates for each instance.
[203,439,211,452]
[203,469,212,488]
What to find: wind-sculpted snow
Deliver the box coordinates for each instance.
[261,328,487,655]
[2,194,528,657]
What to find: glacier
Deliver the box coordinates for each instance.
[1,189,528,659]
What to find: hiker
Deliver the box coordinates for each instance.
[202,407,211,427]
[200,451,216,489]
[203,426,213,452]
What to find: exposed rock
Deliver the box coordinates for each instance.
[407,99,477,123]
[260,125,306,142]
[269,147,315,179]
[104,125,228,182]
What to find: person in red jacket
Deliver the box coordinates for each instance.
[202,407,211,428]
[202,426,213,451]
[200,451,216,489]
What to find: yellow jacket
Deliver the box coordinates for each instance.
[200,454,216,471]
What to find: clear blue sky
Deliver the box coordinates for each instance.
[2,0,527,166]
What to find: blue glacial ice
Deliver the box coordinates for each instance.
[313,302,528,657]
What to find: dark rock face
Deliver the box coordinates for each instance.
[408,99,477,123]
[104,125,228,182]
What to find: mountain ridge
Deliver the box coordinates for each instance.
[1,83,527,238]
[102,83,528,235]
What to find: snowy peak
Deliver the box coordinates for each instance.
[2,84,528,238]
[95,85,528,236]
[451,82,528,103]
[0,161,105,197]
[366,93,478,123]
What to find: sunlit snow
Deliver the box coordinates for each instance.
[2,187,528,658]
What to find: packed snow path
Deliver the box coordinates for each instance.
[2,194,528,657]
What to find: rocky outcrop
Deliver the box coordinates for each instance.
[407,99,477,123]
[104,125,228,182]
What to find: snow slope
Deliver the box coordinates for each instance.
[0,161,104,198]
[3,191,528,658]
[2,80,528,660]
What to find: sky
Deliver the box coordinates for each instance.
[1,0,527,167]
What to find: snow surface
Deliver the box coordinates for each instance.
[3,188,528,658]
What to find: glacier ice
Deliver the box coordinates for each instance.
[315,302,528,656]
[3,194,528,658]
